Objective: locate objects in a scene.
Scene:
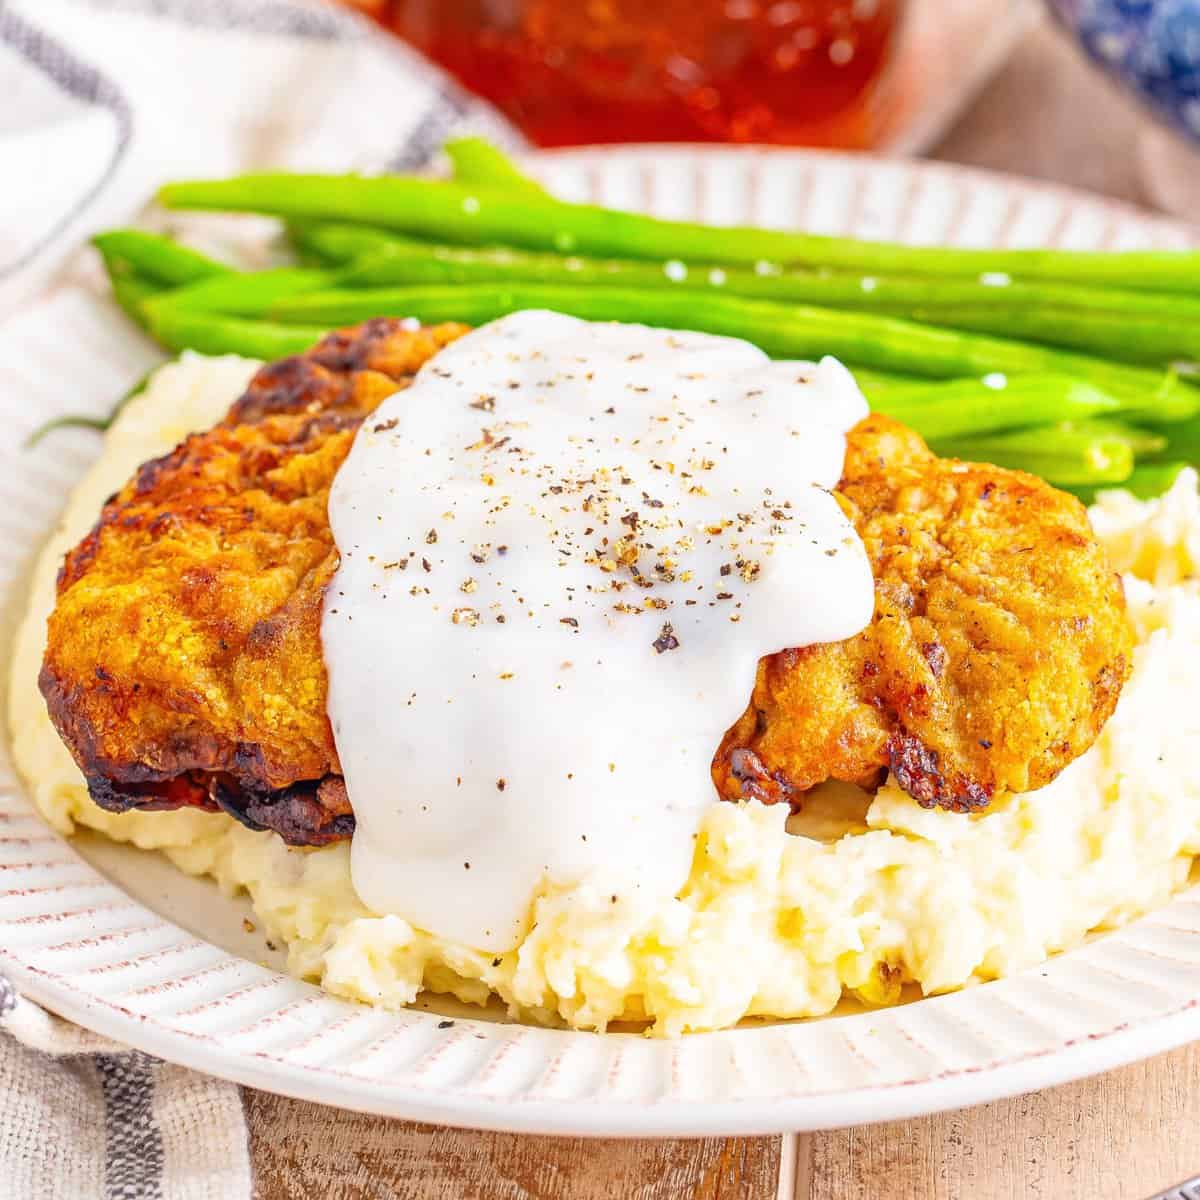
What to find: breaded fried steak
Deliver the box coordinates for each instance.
[39,319,1133,845]
[712,414,1132,811]
[40,320,468,845]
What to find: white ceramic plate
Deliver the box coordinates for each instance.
[2,147,1199,1137]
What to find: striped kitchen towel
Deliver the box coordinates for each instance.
[0,0,517,319]
[0,3,514,1197]
[0,974,251,1199]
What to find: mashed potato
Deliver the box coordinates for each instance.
[10,357,1200,1036]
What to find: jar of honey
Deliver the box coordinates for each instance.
[373,1,905,149]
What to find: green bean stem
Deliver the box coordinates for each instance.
[25,369,158,447]
[443,137,547,197]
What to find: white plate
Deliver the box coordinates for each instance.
[2,147,1199,1137]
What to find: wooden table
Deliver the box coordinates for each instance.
[250,18,1197,1200]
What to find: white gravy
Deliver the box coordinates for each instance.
[323,311,873,951]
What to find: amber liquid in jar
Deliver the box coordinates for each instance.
[376,1,902,149]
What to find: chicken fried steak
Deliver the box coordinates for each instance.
[40,319,1133,845]
[713,414,1133,812]
[40,319,467,845]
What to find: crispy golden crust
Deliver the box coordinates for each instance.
[40,319,467,844]
[41,325,1133,843]
[712,414,1133,812]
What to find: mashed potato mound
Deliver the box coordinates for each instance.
[10,357,1200,1036]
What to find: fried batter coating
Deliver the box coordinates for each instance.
[41,322,1133,845]
[40,320,467,844]
[712,414,1133,812]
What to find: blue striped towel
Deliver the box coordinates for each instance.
[0,2,514,1196]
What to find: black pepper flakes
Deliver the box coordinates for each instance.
[652,623,680,654]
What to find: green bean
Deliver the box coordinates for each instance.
[109,274,161,328]
[147,306,328,358]
[1083,420,1168,456]
[264,282,1197,418]
[1071,462,1190,505]
[899,305,1200,366]
[325,235,1200,323]
[444,137,546,196]
[286,221,400,266]
[843,367,927,392]
[871,375,1121,440]
[1147,412,1200,464]
[332,237,669,287]
[93,229,232,286]
[317,238,1200,362]
[145,268,331,317]
[157,172,1200,293]
[932,422,1136,485]
[282,228,1200,362]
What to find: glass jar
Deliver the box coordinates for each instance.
[379,1,905,149]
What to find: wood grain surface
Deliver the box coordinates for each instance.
[802,1042,1200,1200]
[246,16,1196,1200]
[245,1093,781,1200]
[247,1045,1200,1200]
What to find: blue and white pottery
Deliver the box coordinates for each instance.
[1046,0,1200,146]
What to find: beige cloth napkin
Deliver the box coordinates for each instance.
[0,2,512,1196]
[0,977,250,1200]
